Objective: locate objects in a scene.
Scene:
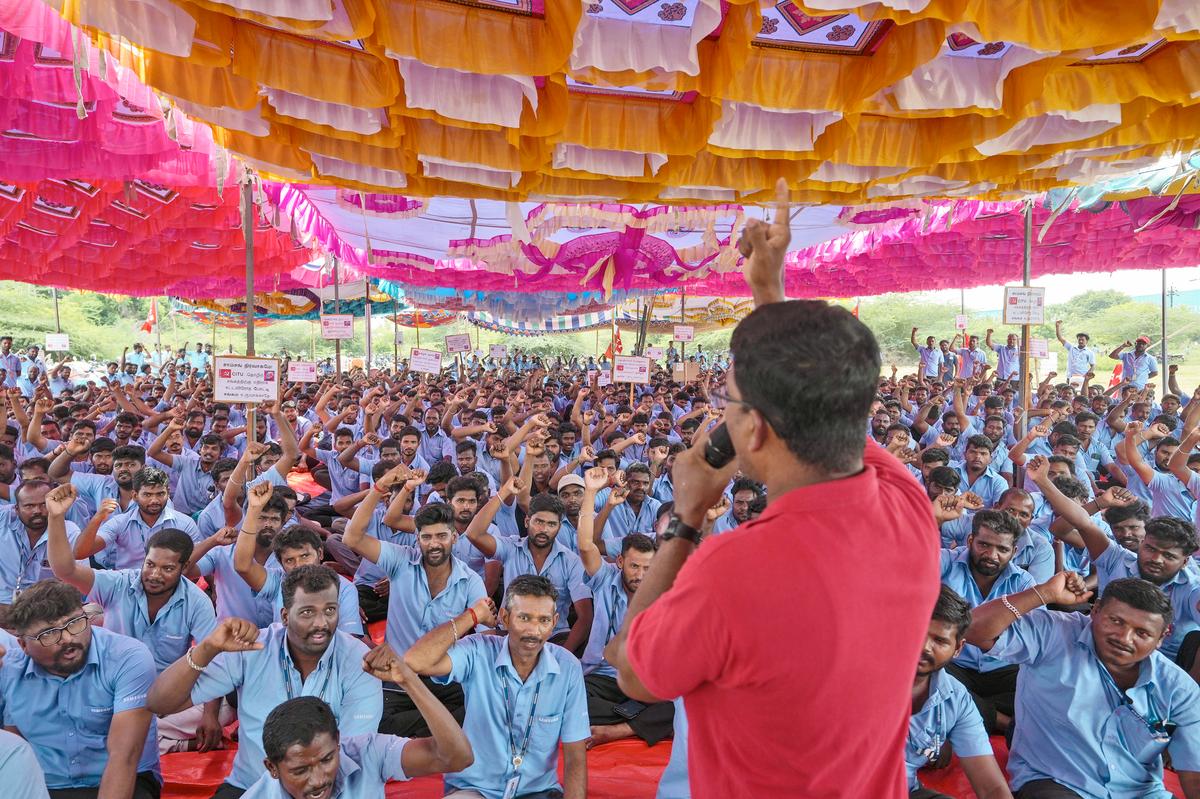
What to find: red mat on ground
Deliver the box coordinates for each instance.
[287,470,326,499]
[162,739,670,798]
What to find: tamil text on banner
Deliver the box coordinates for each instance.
[214,356,280,404]
[410,348,444,374]
[673,325,695,343]
[445,334,472,354]
[321,314,355,340]
[489,345,508,360]
[613,355,651,385]
[1002,287,1046,326]
[287,361,318,382]
[45,333,70,352]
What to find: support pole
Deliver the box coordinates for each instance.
[332,258,342,375]
[52,288,62,333]
[1018,201,1032,439]
[310,321,316,362]
[1162,267,1169,400]
[364,283,373,373]
[154,298,163,355]
[392,298,400,373]
[415,309,421,348]
[242,179,256,356]
[679,289,687,364]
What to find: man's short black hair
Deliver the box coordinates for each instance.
[113,445,146,464]
[426,461,458,486]
[1097,578,1173,630]
[455,440,478,455]
[621,533,656,555]
[730,300,879,473]
[446,475,481,501]
[624,463,651,480]
[282,564,340,610]
[503,574,558,610]
[1144,517,1198,554]
[272,526,324,558]
[4,580,82,633]
[965,434,993,452]
[594,449,618,465]
[132,467,169,491]
[927,466,960,490]
[89,437,116,455]
[731,477,763,497]
[529,493,564,519]
[921,447,951,466]
[1104,500,1150,526]
[146,528,195,564]
[1051,475,1088,502]
[262,697,339,763]
[931,584,972,640]
[971,509,1022,542]
[1054,434,1083,450]
[415,502,455,530]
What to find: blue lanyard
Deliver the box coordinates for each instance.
[501,673,540,769]
[279,641,334,702]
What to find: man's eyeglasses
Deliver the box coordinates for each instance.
[709,386,752,410]
[23,613,90,647]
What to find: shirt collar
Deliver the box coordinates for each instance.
[1074,616,1160,692]
[493,635,561,683]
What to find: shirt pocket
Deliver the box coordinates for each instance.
[81,703,114,736]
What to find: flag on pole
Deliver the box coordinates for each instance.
[140,301,158,334]
[851,299,860,318]
[1109,362,1123,388]
[604,329,623,359]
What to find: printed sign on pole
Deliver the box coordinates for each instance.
[214,355,280,404]
[394,328,404,344]
[672,324,695,342]
[445,334,472,353]
[489,345,508,360]
[410,348,444,374]
[597,370,612,386]
[320,314,354,340]
[1002,287,1046,326]
[287,361,318,382]
[45,333,70,352]
[645,346,665,360]
[1030,338,1050,359]
[613,355,652,385]
[954,314,968,331]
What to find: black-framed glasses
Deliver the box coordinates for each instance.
[24,613,90,647]
[709,386,752,411]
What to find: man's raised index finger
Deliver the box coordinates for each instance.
[773,177,790,227]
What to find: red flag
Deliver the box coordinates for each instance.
[852,300,860,318]
[1109,362,1123,388]
[604,330,623,359]
[140,301,158,334]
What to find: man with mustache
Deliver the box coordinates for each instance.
[0,580,161,797]
[404,575,589,799]
[77,466,201,570]
[147,566,383,799]
[576,467,672,748]
[466,477,594,655]
[342,466,486,737]
[939,509,1036,734]
[0,480,82,605]
[49,441,146,518]
[906,585,1010,799]
[1109,335,1160,389]
[967,575,1200,798]
[44,482,229,756]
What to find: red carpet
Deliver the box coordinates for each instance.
[287,469,327,499]
[161,734,1185,798]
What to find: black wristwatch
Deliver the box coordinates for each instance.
[661,514,702,544]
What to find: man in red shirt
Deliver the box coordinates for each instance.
[605,179,941,798]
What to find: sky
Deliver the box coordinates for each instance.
[916,265,1200,311]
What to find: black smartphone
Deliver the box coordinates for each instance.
[703,422,736,468]
[613,699,647,720]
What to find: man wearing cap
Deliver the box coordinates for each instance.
[1109,336,1160,389]
[1054,321,1095,385]
[556,474,587,555]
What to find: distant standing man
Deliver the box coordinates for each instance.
[1110,336,1160,389]
[1055,321,1095,385]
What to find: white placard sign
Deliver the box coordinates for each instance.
[445,334,472,353]
[1002,287,1046,326]
[45,333,70,352]
[1030,338,1049,359]
[287,361,318,382]
[645,346,665,360]
[410,348,443,375]
[954,314,968,331]
[672,324,695,342]
[613,355,652,385]
[489,345,508,360]
[214,356,280,404]
[597,370,612,386]
[394,328,404,344]
[320,314,354,340]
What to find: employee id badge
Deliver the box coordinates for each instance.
[502,775,521,799]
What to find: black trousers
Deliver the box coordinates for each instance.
[909,788,954,799]
[356,584,389,623]
[1015,780,1084,799]
[208,783,245,799]
[945,663,1018,735]
[379,676,466,737]
[584,673,675,745]
[49,772,161,799]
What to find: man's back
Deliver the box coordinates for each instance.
[627,442,939,797]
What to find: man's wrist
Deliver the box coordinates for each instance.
[192,641,219,668]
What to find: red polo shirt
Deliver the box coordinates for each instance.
[627,442,939,798]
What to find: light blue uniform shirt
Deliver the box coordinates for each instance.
[992,343,1019,380]
[1120,351,1159,389]
[312,449,365,503]
[196,494,229,538]
[89,568,217,673]
[0,353,19,387]
[254,570,363,636]
[1136,470,1197,522]
[70,472,121,518]
[376,542,485,654]
[581,562,628,679]
[1012,529,1056,584]
[351,504,414,587]
[241,734,411,799]
[196,544,282,625]
[0,509,82,603]
[711,509,741,535]
[916,346,943,378]
[0,627,159,790]
[0,728,49,798]
[651,473,674,504]
[905,670,993,791]
[1094,542,1200,661]
[991,609,1200,798]
[166,451,216,515]
[190,624,383,790]
[656,698,689,799]
[951,463,1008,509]
[433,634,589,799]
[492,536,591,636]
[418,429,452,465]
[940,547,1036,671]
[592,489,662,557]
[96,503,202,570]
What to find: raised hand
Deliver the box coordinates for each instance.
[246,481,272,509]
[933,495,963,524]
[583,466,608,492]
[607,485,629,507]
[45,483,78,518]
[363,433,382,448]
[377,464,413,492]
[960,492,985,511]
[471,597,498,628]
[1025,454,1049,483]
[208,526,239,547]
[1036,571,1093,606]
[362,644,417,686]
[203,617,264,654]
[1098,486,1138,509]
[95,498,119,521]
[705,495,731,522]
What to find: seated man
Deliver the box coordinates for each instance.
[0,728,50,797]
[0,580,159,798]
[577,467,673,747]
[465,480,593,654]
[189,491,288,625]
[341,467,486,737]
[81,467,201,569]
[244,655,473,798]
[146,565,383,799]
[404,574,589,799]
[44,483,228,755]
[940,509,1036,734]
[967,575,1200,799]
[0,480,81,604]
[232,482,363,637]
[907,585,1011,799]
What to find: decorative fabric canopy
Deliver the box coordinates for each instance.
[463,293,752,334]
[56,0,1200,203]
[172,306,278,327]
[177,280,400,319]
[386,310,459,328]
